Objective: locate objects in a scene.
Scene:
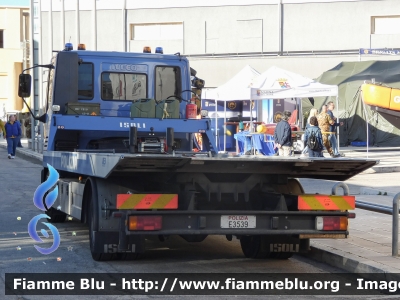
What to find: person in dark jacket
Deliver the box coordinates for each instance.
[327,101,343,157]
[274,110,292,156]
[304,116,323,157]
[14,115,23,147]
[4,115,22,159]
[301,108,319,157]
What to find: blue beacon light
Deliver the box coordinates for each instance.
[64,43,73,51]
[155,47,163,54]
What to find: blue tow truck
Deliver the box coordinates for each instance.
[18,44,378,261]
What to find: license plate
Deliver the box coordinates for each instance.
[220,215,256,228]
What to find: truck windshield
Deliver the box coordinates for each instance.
[101,73,147,101]
[155,66,181,101]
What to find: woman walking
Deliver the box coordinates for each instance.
[4,115,22,159]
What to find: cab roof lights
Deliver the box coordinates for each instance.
[155,47,163,54]
[143,46,151,53]
[78,43,86,50]
[64,43,73,51]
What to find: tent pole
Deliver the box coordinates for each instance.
[215,99,218,151]
[250,99,254,133]
[336,96,340,153]
[224,101,226,152]
[361,93,369,159]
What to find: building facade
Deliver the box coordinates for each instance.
[0,0,30,120]
[34,0,400,90]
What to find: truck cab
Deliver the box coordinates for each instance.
[44,49,211,155]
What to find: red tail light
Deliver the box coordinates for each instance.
[128,216,162,231]
[316,216,348,230]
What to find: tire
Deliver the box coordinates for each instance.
[286,178,305,195]
[270,178,305,195]
[117,253,140,260]
[241,236,294,260]
[88,184,114,261]
[268,252,293,260]
[46,207,66,223]
[41,168,67,223]
[240,236,269,259]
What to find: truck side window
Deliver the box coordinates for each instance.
[101,72,147,101]
[155,66,181,101]
[78,63,94,100]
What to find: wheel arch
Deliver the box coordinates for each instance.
[81,177,98,226]
[269,178,305,195]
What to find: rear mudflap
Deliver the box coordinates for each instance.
[255,236,310,254]
[92,231,145,254]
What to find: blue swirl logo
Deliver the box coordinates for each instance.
[28,164,61,255]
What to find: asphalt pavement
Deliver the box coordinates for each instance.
[1,138,400,281]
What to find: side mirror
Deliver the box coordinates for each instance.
[18,74,32,98]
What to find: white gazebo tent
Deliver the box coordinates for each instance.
[250,66,340,151]
[251,66,338,99]
[213,65,260,151]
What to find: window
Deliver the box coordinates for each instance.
[78,63,94,99]
[0,30,3,48]
[132,23,183,40]
[155,66,181,101]
[102,73,147,101]
[0,75,7,98]
[33,3,38,17]
[372,16,400,34]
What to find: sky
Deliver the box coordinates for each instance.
[0,0,29,7]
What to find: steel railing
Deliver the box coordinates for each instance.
[331,182,400,257]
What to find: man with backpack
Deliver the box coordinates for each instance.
[304,116,323,157]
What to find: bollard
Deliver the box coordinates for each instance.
[38,136,43,154]
[331,182,350,196]
[392,193,400,257]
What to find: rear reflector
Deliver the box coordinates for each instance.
[128,216,162,231]
[298,194,355,210]
[117,194,178,210]
[315,216,348,231]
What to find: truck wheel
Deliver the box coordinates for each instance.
[117,253,140,260]
[240,236,269,259]
[41,168,67,223]
[270,178,305,195]
[88,188,114,261]
[46,207,66,223]
[269,252,293,260]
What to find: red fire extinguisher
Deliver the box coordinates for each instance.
[186,97,198,119]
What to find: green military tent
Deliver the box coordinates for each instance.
[304,60,400,147]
